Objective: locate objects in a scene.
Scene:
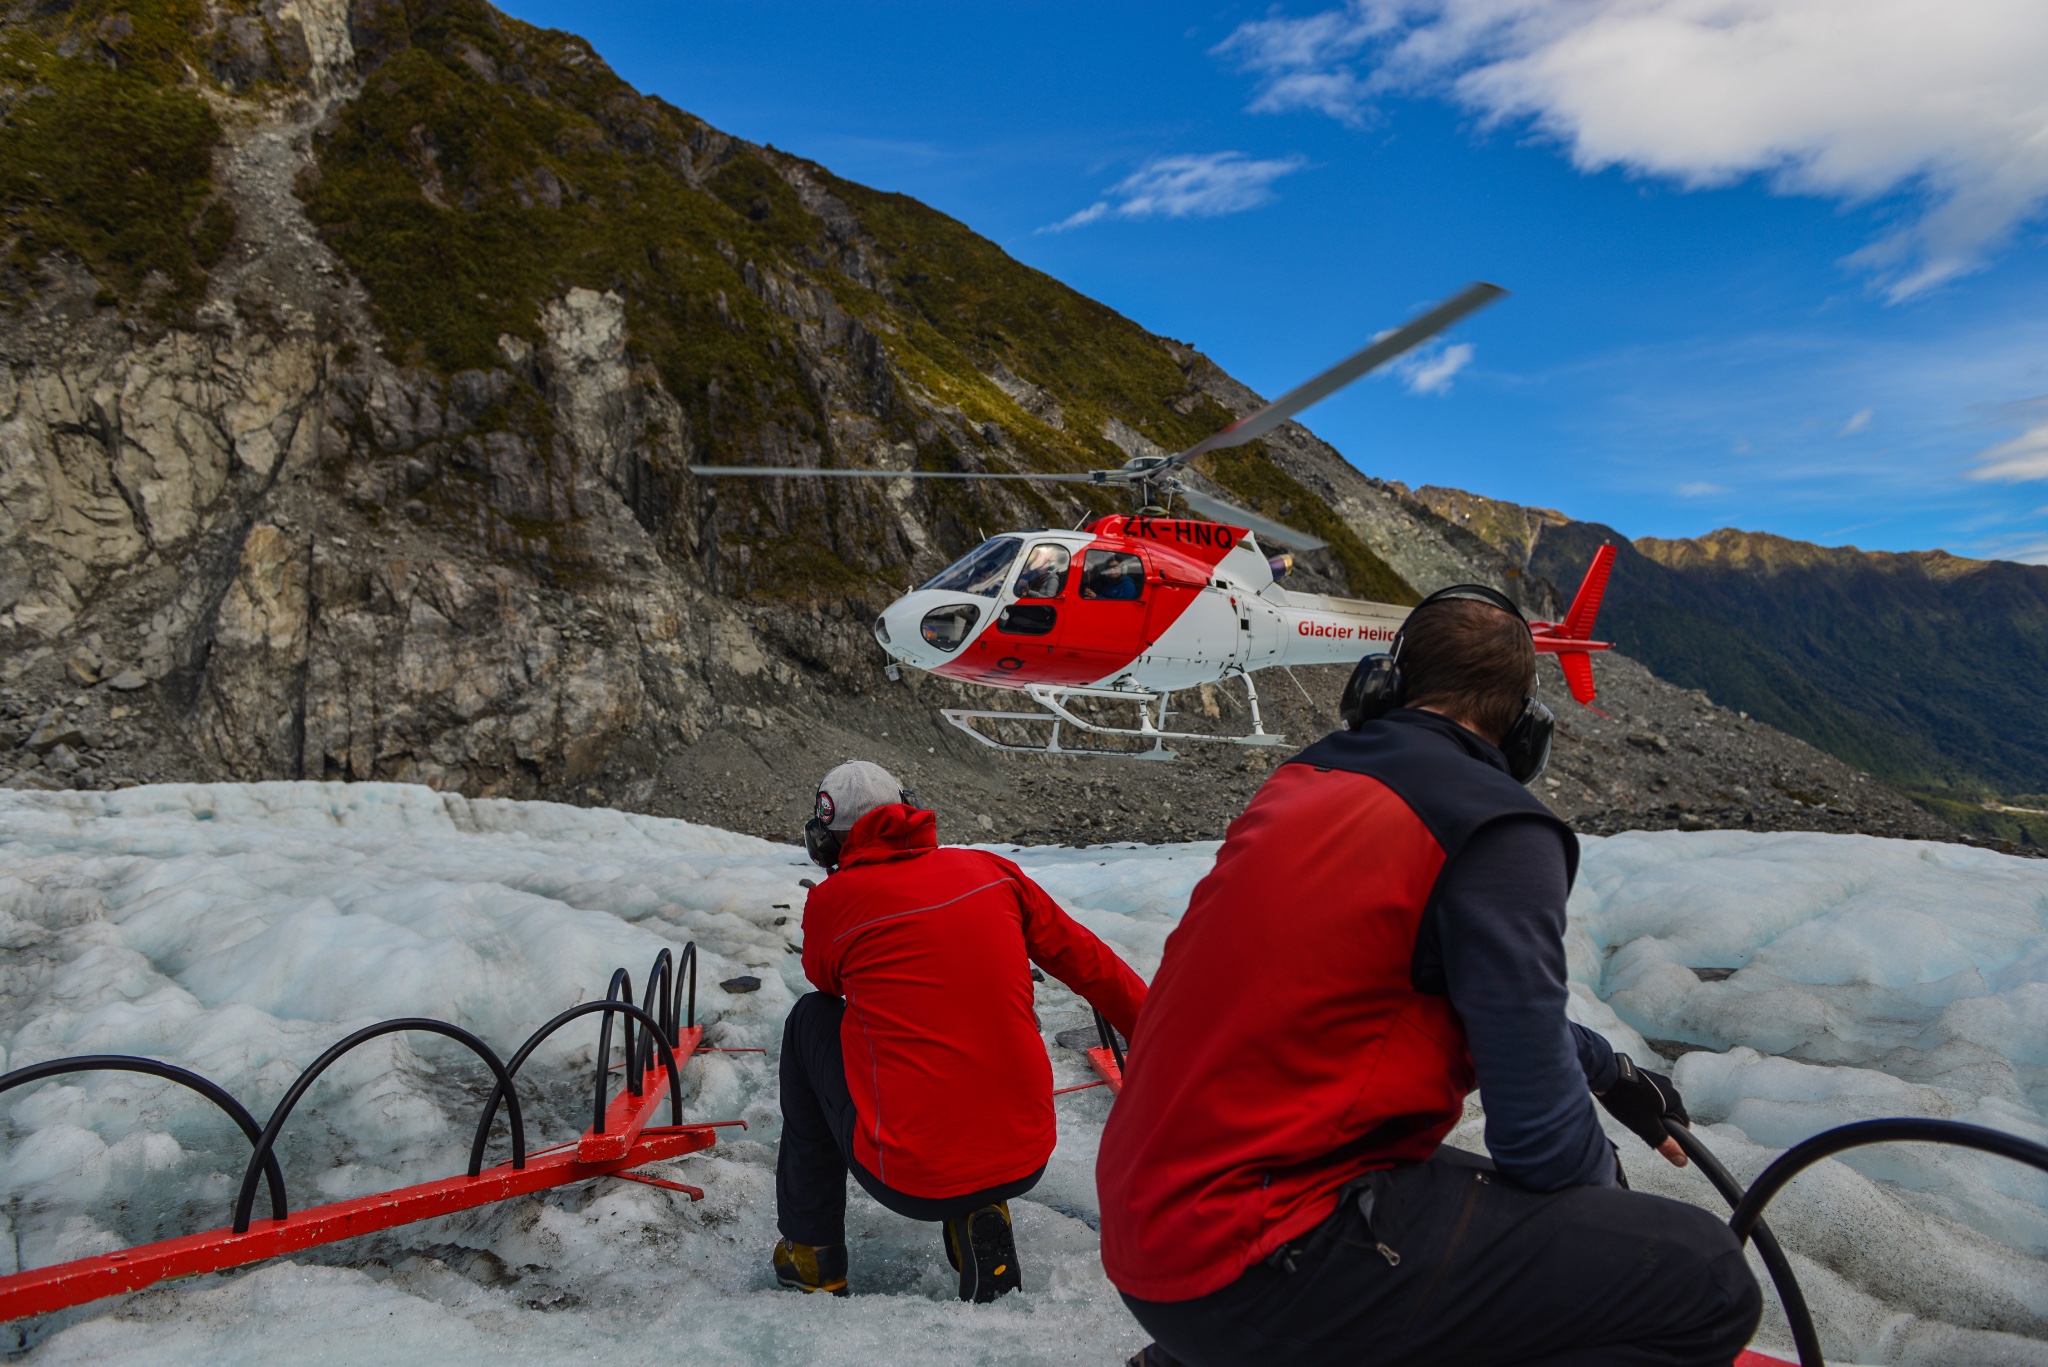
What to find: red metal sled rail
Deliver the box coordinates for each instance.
[0,945,744,1325]
[0,1060,736,1320]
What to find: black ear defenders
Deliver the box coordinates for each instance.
[804,788,922,869]
[1339,583,1555,786]
[803,819,841,870]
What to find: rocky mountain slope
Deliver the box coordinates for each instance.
[0,0,1969,849]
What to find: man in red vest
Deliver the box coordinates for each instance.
[772,760,1147,1302]
[1098,588,1761,1366]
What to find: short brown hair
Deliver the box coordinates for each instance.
[1400,598,1534,741]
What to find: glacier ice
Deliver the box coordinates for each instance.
[0,787,2043,1364]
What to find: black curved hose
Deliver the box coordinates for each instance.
[1093,1008,1126,1074]
[233,1019,524,1233]
[678,941,698,1030]
[465,999,683,1175]
[1729,1119,2048,1245]
[1661,1120,1824,1367]
[0,1055,288,1221]
[637,949,675,1077]
[595,968,640,1124]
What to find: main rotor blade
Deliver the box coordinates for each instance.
[689,465,1104,482]
[1164,281,1506,469]
[1174,487,1328,551]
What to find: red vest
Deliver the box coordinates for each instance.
[1097,759,1482,1301]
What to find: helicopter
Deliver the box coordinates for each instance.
[692,282,1616,759]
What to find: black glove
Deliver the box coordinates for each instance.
[1598,1052,1690,1152]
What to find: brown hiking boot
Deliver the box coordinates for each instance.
[771,1237,849,1296]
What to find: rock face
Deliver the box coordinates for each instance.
[0,0,1970,851]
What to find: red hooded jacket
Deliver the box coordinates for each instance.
[802,804,1147,1199]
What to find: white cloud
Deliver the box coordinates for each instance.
[1389,340,1475,393]
[1678,480,1729,496]
[1841,408,1873,435]
[1215,1,2048,296]
[1970,403,2048,482]
[1047,152,1308,231]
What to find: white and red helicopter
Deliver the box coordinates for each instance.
[694,283,1615,758]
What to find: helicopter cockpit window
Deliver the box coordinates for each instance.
[1079,550,1144,601]
[1014,544,1070,600]
[920,537,1023,598]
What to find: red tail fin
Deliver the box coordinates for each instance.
[1563,543,1616,641]
[1558,651,1601,709]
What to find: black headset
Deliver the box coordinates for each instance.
[1338,583,1555,786]
[804,788,921,870]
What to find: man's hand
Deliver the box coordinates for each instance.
[1598,1053,1690,1169]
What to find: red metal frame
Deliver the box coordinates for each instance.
[1736,1353,1794,1367]
[0,1027,737,1323]
[1086,1045,1124,1095]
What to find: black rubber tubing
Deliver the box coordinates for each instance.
[635,948,676,1078]
[1729,1118,2048,1245]
[1094,1008,1127,1074]
[232,1019,524,1233]
[465,999,683,1176]
[1670,1115,2048,1367]
[678,941,698,1030]
[595,968,640,1127]
[1661,1119,1825,1367]
[0,1055,288,1221]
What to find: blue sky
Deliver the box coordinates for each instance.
[499,1,2048,560]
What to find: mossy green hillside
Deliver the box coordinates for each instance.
[299,4,888,592]
[0,2,235,318]
[300,6,1132,597]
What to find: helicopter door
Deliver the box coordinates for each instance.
[995,543,1070,642]
[1059,548,1149,683]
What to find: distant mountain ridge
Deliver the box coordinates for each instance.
[1418,492,2048,838]
[1637,528,1991,582]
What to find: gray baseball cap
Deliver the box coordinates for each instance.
[813,760,909,833]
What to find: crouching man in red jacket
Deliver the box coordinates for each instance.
[772,760,1147,1302]
[1097,589,1761,1366]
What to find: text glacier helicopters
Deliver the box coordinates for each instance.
[694,283,1614,759]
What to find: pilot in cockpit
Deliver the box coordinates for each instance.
[1015,546,1066,599]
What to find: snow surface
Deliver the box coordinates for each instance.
[0,786,2045,1364]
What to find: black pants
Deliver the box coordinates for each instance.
[1123,1146,1761,1367]
[775,991,1044,1246]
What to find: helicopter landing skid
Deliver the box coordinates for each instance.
[941,678,1289,760]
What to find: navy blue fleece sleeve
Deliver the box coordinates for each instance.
[1438,816,1617,1191]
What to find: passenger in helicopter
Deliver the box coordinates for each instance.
[772,760,1147,1304]
[1082,550,1143,601]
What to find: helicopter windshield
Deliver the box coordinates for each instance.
[920,537,1023,598]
